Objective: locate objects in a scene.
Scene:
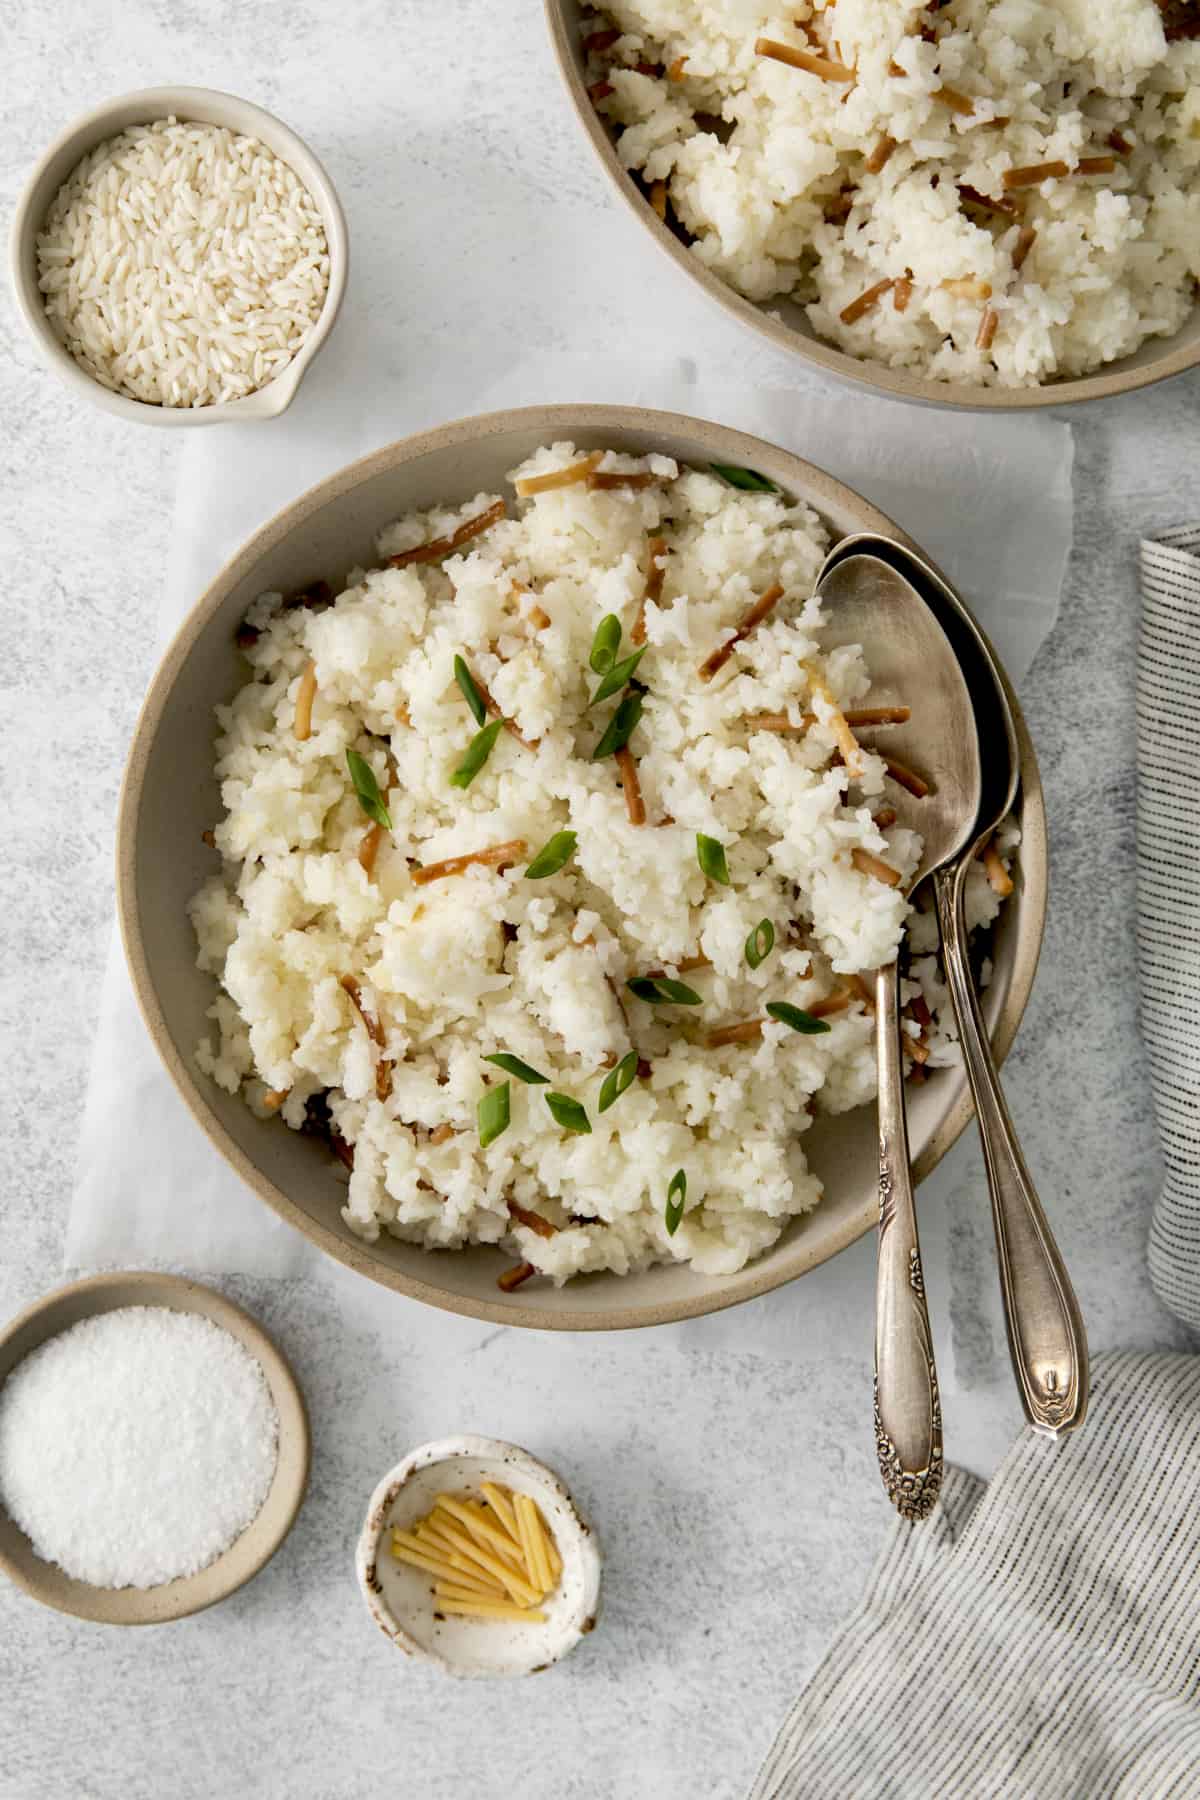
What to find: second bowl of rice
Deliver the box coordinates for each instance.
[547,0,1200,408]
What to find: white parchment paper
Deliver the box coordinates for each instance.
[67,352,1073,1305]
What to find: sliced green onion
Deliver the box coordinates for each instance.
[766,1001,831,1036]
[525,830,578,879]
[696,833,731,885]
[589,614,622,675]
[709,463,778,493]
[591,646,647,705]
[744,919,775,970]
[545,1092,591,1134]
[598,1050,640,1114]
[483,1053,548,1086]
[627,975,702,1006]
[454,654,487,727]
[665,1169,687,1235]
[592,690,644,760]
[346,749,393,831]
[450,718,504,789]
[477,1081,511,1148]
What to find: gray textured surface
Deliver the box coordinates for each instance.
[2,5,1198,1797]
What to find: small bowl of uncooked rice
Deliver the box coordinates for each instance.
[557,0,1200,404]
[9,87,347,423]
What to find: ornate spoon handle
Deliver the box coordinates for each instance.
[933,864,1088,1438]
[873,958,943,1520]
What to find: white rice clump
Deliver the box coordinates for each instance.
[190,447,1015,1282]
[589,0,1200,386]
[36,118,330,408]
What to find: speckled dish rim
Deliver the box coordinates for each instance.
[0,1272,311,1625]
[8,86,349,427]
[116,402,1047,1331]
[356,1436,602,1678]
[543,0,1200,413]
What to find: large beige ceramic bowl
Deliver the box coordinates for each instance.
[118,405,1046,1329]
[9,87,348,427]
[545,2,1200,412]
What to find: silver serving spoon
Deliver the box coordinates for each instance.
[817,554,983,1520]
[823,534,1088,1440]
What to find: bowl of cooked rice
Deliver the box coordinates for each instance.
[9,87,347,424]
[546,1,1200,408]
[117,404,1046,1329]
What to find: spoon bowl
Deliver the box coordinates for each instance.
[820,534,1016,850]
[816,553,983,895]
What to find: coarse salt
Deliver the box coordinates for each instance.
[0,1306,279,1589]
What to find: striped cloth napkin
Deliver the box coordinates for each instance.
[750,1352,1200,1799]
[749,528,1200,1799]
[1141,528,1200,1332]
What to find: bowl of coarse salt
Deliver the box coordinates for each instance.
[0,1271,310,1624]
[9,87,348,425]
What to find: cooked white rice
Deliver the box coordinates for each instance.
[190,447,1014,1282]
[589,0,1200,386]
[36,118,330,408]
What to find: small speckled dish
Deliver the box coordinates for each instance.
[356,1436,601,1678]
[8,86,348,427]
[0,1272,310,1625]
